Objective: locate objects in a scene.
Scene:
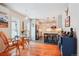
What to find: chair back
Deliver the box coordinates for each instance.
[0,32,9,52]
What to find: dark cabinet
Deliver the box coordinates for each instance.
[44,33,58,44]
[61,37,77,56]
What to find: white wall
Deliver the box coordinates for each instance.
[0,5,10,36]
[0,5,25,38]
[58,15,62,28]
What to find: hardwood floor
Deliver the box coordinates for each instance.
[0,41,61,56]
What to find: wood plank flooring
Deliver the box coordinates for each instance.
[0,41,61,56]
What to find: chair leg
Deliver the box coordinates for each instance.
[16,42,21,56]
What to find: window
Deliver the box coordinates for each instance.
[11,16,20,40]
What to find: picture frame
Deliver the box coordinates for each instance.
[65,16,70,27]
[0,12,8,28]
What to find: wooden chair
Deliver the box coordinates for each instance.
[0,32,16,54]
[18,37,29,49]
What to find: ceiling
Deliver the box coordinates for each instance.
[4,3,68,19]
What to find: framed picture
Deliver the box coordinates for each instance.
[0,12,8,28]
[65,16,70,27]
